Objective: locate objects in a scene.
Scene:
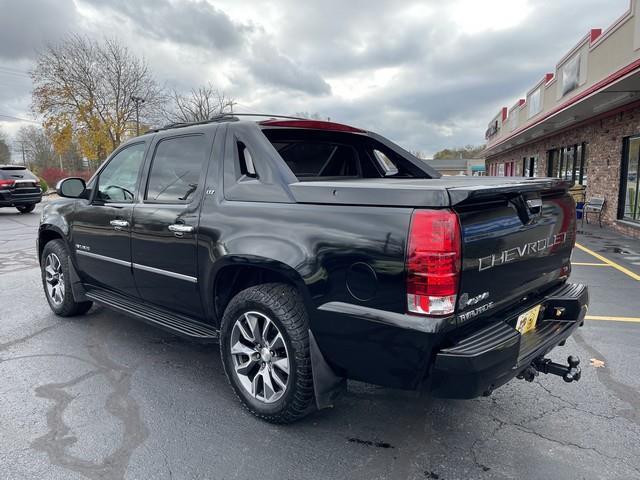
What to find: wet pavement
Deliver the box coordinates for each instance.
[1,204,639,480]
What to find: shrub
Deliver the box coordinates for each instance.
[40,167,92,188]
[39,177,49,193]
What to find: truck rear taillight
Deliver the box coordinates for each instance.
[406,209,461,316]
[0,179,15,189]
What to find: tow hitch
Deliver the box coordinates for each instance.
[518,355,582,383]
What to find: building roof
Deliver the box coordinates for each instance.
[484,0,640,158]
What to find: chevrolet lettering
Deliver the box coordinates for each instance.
[478,232,569,272]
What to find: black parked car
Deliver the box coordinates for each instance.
[38,115,587,423]
[0,165,42,213]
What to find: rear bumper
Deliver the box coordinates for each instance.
[430,283,588,398]
[0,190,42,207]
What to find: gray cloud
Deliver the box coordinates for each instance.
[246,40,331,95]
[0,0,632,155]
[0,0,79,59]
[81,0,248,51]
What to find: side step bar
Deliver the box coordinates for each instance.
[86,288,219,342]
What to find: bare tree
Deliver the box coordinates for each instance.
[163,84,232,124]
[31,35,163,162]
[294,112,322,120]
[15,126,55,170]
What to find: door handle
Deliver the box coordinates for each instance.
[110,219,130,230]
[168,224,195,236]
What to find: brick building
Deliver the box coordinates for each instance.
[484,0,640,238]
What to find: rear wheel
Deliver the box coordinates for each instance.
[41,240,93,316]
[220,283,315,424]
[17,204,35,213]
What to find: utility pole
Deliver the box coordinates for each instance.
[131,95,145,136]
[226,100,237,115]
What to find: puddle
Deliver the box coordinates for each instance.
[347,437,395,449]
[598,247,633,255]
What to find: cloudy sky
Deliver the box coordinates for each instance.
[0,0,630,158]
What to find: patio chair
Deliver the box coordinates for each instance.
[582,196,605,228]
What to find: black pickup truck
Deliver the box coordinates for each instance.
[38,115,588,423]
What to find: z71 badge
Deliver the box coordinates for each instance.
[459,291,489,309]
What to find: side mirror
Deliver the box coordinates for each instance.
[56,177,86,198]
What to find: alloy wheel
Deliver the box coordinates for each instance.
[230,311,290,404]
[44,253,65,306]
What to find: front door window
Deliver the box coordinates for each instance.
[96,143,146,203]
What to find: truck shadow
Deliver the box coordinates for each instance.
[28,304,640,480]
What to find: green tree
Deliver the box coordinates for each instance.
[0,130,10,163]
[433,144,485,160]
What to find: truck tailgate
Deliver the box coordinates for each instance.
[451,180,576,325]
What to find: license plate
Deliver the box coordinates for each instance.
[516,304,541,334]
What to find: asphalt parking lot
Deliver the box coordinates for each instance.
[1,203,639,480]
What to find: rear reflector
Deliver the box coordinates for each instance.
[406,209,461,316]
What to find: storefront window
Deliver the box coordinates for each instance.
[546,143,587,184]
[522,156,538,177]
[621,136,640,222]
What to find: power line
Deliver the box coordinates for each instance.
[0,114,40,124]
[0,70,30,79]
[0,66,30,74]
[0,66,30,79]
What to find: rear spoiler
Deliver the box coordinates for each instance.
[447,178,573,206]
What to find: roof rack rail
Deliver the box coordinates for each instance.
[230,113,308,121]
[146,113,309,134]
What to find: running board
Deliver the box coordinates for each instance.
[85,288,219,342]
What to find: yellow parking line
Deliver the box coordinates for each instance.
[575,243,640,281]
[571,262,609,267]
[585,315,640,323]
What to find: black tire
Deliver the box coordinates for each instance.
[17,204,36,213]
[220,283,315,424]
[41,240,93,317]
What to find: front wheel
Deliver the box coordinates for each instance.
[41,240,93,316]
[220,283,315,424]
[17,204,36,213]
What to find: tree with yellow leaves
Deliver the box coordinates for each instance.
[31,35,163,166]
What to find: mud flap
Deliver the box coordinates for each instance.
[309,330,346,410]
[67,256,89,302]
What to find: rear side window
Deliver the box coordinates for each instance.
[274,142,359,178]
[261,128,427,181]
[146,135,207,203]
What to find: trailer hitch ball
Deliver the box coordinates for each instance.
[533,355,581,383]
